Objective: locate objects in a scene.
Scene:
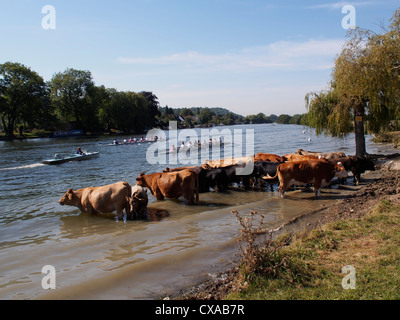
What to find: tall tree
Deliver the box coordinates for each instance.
[199,107,215,124]
[306,8,400,157]
[139,91,160,127]
[0,62,48,137]
[49,68,97,132]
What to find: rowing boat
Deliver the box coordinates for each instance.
[42,152,100,165]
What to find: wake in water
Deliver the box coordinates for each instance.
[0,163,45,171]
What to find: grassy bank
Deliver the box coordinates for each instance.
[226,198,400,300]
[372,131,400,148]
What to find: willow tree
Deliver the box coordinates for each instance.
[306,8,400,157]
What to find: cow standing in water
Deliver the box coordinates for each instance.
[58,181,132,221]
[326,155,375,185]
[136,169,199,205]
[264,160,348,198]
[128,185,148,219]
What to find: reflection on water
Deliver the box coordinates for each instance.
[0,124,396,299]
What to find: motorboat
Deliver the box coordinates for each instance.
[42,152,100,165]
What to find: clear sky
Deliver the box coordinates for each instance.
[0,0,398,116]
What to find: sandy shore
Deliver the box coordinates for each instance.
[177,153,400,300]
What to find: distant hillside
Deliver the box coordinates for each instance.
[159,106,244,118]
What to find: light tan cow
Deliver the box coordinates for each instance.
[59,181,132,220]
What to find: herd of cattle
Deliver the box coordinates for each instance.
[58,148,376,221]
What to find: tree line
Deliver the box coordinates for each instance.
[305,7,400,157]
[0,63,160,138]
[158,106,307,128]
[1,62,308,139]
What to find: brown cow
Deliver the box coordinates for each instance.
[263,160,348,198]
[136,169,199,205]
[254,152,286,162]
[58,181,132,220]
[283,153,320,162]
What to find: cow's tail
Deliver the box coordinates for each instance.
[262,166,280,182]
[122,181,132,218]
[122,181,132,195]
[262,173,278,182]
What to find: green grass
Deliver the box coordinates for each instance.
[227,199,400,300]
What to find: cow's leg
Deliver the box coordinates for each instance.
[242,176,250,190]
[279,183,286,198]
[185,191,195,205]
[115,206,127,222]
[314,181,322,198]
[83,204,96,215]
[355,173,360,185]
[154,189,165,200]
[126,199,134,220]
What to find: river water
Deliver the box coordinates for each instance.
[0,124,396,299]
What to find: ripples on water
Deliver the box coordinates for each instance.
[0,124,394,299]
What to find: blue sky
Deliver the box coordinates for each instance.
[0,1,398,116]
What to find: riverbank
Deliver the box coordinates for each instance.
[178,154,400,300]
[372,130,400,148]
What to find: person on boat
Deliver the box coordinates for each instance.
[169,144,176,153]
[76,147,84,155]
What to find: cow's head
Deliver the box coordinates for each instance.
[127,195,148,218]
[135,172,146,186]
[334,162,348,179]
[58,189,76,205]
